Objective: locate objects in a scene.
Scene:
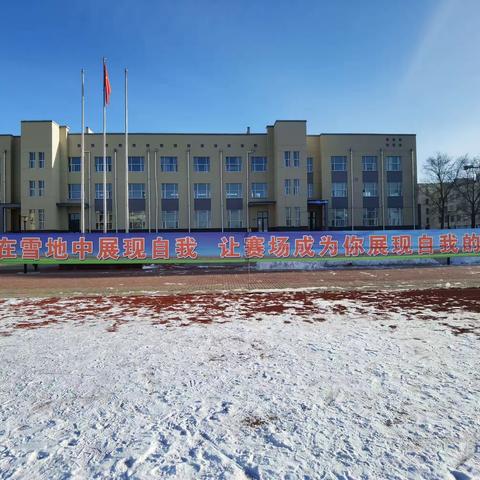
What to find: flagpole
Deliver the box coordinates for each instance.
[81,68,85,234]
[125,68,129,233]
[103,57,107,234]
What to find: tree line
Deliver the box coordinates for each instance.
[423,154,480,228]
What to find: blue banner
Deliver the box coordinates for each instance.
[0,229,479,264]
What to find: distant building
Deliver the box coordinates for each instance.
[418,182,480,229]
[0,120,417,232]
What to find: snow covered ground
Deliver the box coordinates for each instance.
[0,289,479,479]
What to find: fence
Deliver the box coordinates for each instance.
[0,229,479,265]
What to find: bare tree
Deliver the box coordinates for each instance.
[423,153,460,229]
[453,155,480,228]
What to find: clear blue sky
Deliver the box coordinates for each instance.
[1,0,479,174]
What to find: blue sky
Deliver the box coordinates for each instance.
[1,0,479,174]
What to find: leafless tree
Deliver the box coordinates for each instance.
[453,155,480,228]
[423,153,460,229]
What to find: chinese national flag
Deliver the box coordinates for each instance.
[103,62,111,106]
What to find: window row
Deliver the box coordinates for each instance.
[331,155,402,172]
[332,182,403,197]
[67,182,270,200]
[331,208,403,227]
[93,209,244,230]
[67,156,269,173]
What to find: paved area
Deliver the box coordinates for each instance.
[0,264,479,297]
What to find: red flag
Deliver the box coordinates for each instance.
[103,61,111,106]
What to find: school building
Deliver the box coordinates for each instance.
[0,119,417,232]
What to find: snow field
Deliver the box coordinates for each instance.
[0,290,479,479]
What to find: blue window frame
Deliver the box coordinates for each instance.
[95,156,112,172]
[128,183,145,199]
[251,156,267,172]
[225,156,242,172]
[68,183,81,200]
[193,156,210,172]
[194,183,210,198]
[95,183,112,199]
[69,157,81,172]
[362,156,377,172]
[251,182,267,199]
[160,156,178,172]
[307,157,313,173]
[161,183,178,199]
[331,156,347,171]
[128,156,145,172]
[226,183,242,198]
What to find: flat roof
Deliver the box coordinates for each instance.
[68,132,267,136]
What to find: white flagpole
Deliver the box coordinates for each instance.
[81,68,85,234]
[103,58,107,234]
[125,68,129,233]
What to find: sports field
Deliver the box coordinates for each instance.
[0,265,479,479]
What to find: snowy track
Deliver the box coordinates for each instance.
[0,289,479,479]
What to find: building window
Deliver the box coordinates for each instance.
[225,156,242,172]
[195,210,211,228]
[38,152,45,169]
[161,183,178,199]
[294,206,301,226]
[307,157,313,173]
[331,208,348,227]
[128,156,145,172]
[193,156,210,172]
[194,183,210,199]
[162,210,178,229]
[38,209,45,229]
[160,156,178,172]
[251,156,267,172]
[95,183,112,199]
[284,179,292,195]
[129,183,145,199]
[386,156,401,171]
[363,208,378,226]
[308,183,313,198]
[363,182,378,197]
[95,156,113,172]
[95,212,113,231]
[129,211,146,230]
[331,156,347,171]
[362,156,377,171]
[388,207,403,226]
[285,207,292,227]
[251,182,267,199]
[69,157,81,172]
[68,183,81,200]
[293,151,300,167]
[284,151,291,167]
[332,182,347,197]
[226,183,242,198]
[29,152,35,168]
[228,209,243,228]
[38,180,45,197]
[28,181,36,197]
[387,182,402,197]
[293,179,300,195]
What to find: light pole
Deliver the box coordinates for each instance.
[463,164,479,228]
